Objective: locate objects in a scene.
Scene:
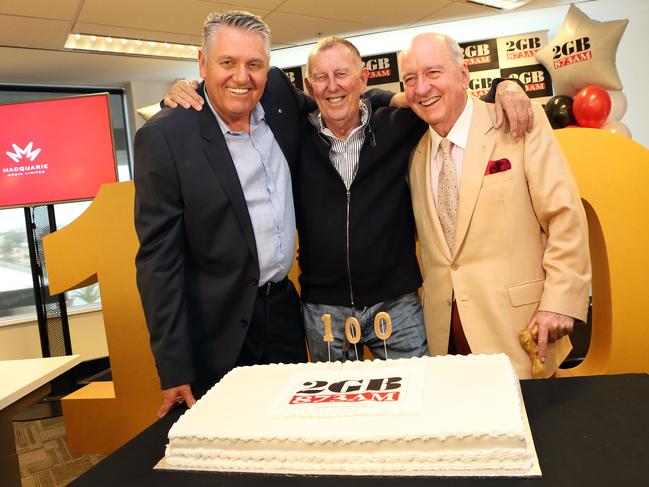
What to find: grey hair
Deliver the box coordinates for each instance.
[306,36,364,78]
[202,11,271,54]
[399,33,466,70]
[444,35,465,68]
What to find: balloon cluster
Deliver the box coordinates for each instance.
[536,5,631,138]
[544,87,630,138]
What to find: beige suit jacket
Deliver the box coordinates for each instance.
[409,98,591,378]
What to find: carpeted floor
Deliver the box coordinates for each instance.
[14,416,105,487]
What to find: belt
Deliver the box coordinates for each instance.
[257,277,289,297]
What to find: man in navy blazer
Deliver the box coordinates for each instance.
[134,11,308,417]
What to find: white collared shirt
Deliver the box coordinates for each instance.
[307,99,370,190]
[429,96,474,208]
[204,88,296,286]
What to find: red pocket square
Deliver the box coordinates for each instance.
[485,158,511,175]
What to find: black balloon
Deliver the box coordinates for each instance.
[544,95,577,129]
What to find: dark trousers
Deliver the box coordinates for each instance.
[193,278,307,398]
[235,277,307,367]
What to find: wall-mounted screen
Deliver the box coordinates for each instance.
[0,93,118,208]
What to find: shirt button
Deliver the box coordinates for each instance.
[451,263,460,271]
[240,319,249,327]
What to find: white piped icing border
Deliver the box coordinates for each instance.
[166,354,534,476]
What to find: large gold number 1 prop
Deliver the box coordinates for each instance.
[43,182,160,453]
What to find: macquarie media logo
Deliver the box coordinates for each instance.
[552,37,592,69]
[7,142,41,162]
[289,376,403,404]
[3,141,49,177]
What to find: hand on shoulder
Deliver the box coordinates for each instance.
[163,80,204,111]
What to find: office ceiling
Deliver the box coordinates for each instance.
[0,0,575,86]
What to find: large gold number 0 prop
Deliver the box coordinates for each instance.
[556,129,649,376]
[43,182,160,453]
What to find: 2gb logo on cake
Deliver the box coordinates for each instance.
[289,376,402,404]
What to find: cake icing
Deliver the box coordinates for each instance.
[164,354,534,476]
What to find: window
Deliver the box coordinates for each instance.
[0,86,132,321]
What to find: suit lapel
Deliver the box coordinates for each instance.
[198,84,259,269]
[260,93,284,144]
[260,71,294,172]
[454,99,495,256]
[413,131,452,260]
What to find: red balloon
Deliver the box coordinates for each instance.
[573,86,611,128]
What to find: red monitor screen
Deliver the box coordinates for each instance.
[0,93,118,208]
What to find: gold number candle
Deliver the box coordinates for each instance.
[373,312,393,340]
[322,313,334,342]
[344,316,361,344]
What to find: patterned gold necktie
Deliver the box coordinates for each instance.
[438,138,458,252]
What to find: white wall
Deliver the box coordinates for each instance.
[0,310,108,361]
[271,0,647,148]
[0,320,41,359]
[127,80,176,132]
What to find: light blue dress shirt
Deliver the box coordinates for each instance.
[205,91,296,286]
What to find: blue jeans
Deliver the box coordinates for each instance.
[303,291,428,362]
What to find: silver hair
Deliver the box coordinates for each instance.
[399,33,466,70]
[444,35,465,68]
[202,11,271,54]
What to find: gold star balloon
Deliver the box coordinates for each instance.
[535,5,628,96]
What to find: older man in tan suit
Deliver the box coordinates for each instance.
[401,33,591,378]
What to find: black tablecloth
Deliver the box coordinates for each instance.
[70,373,649,487]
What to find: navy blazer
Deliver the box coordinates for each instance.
[134,68,307,389]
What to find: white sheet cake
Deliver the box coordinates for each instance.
[164,354,535,476]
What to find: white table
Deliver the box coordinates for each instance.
[0,355,81,487]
